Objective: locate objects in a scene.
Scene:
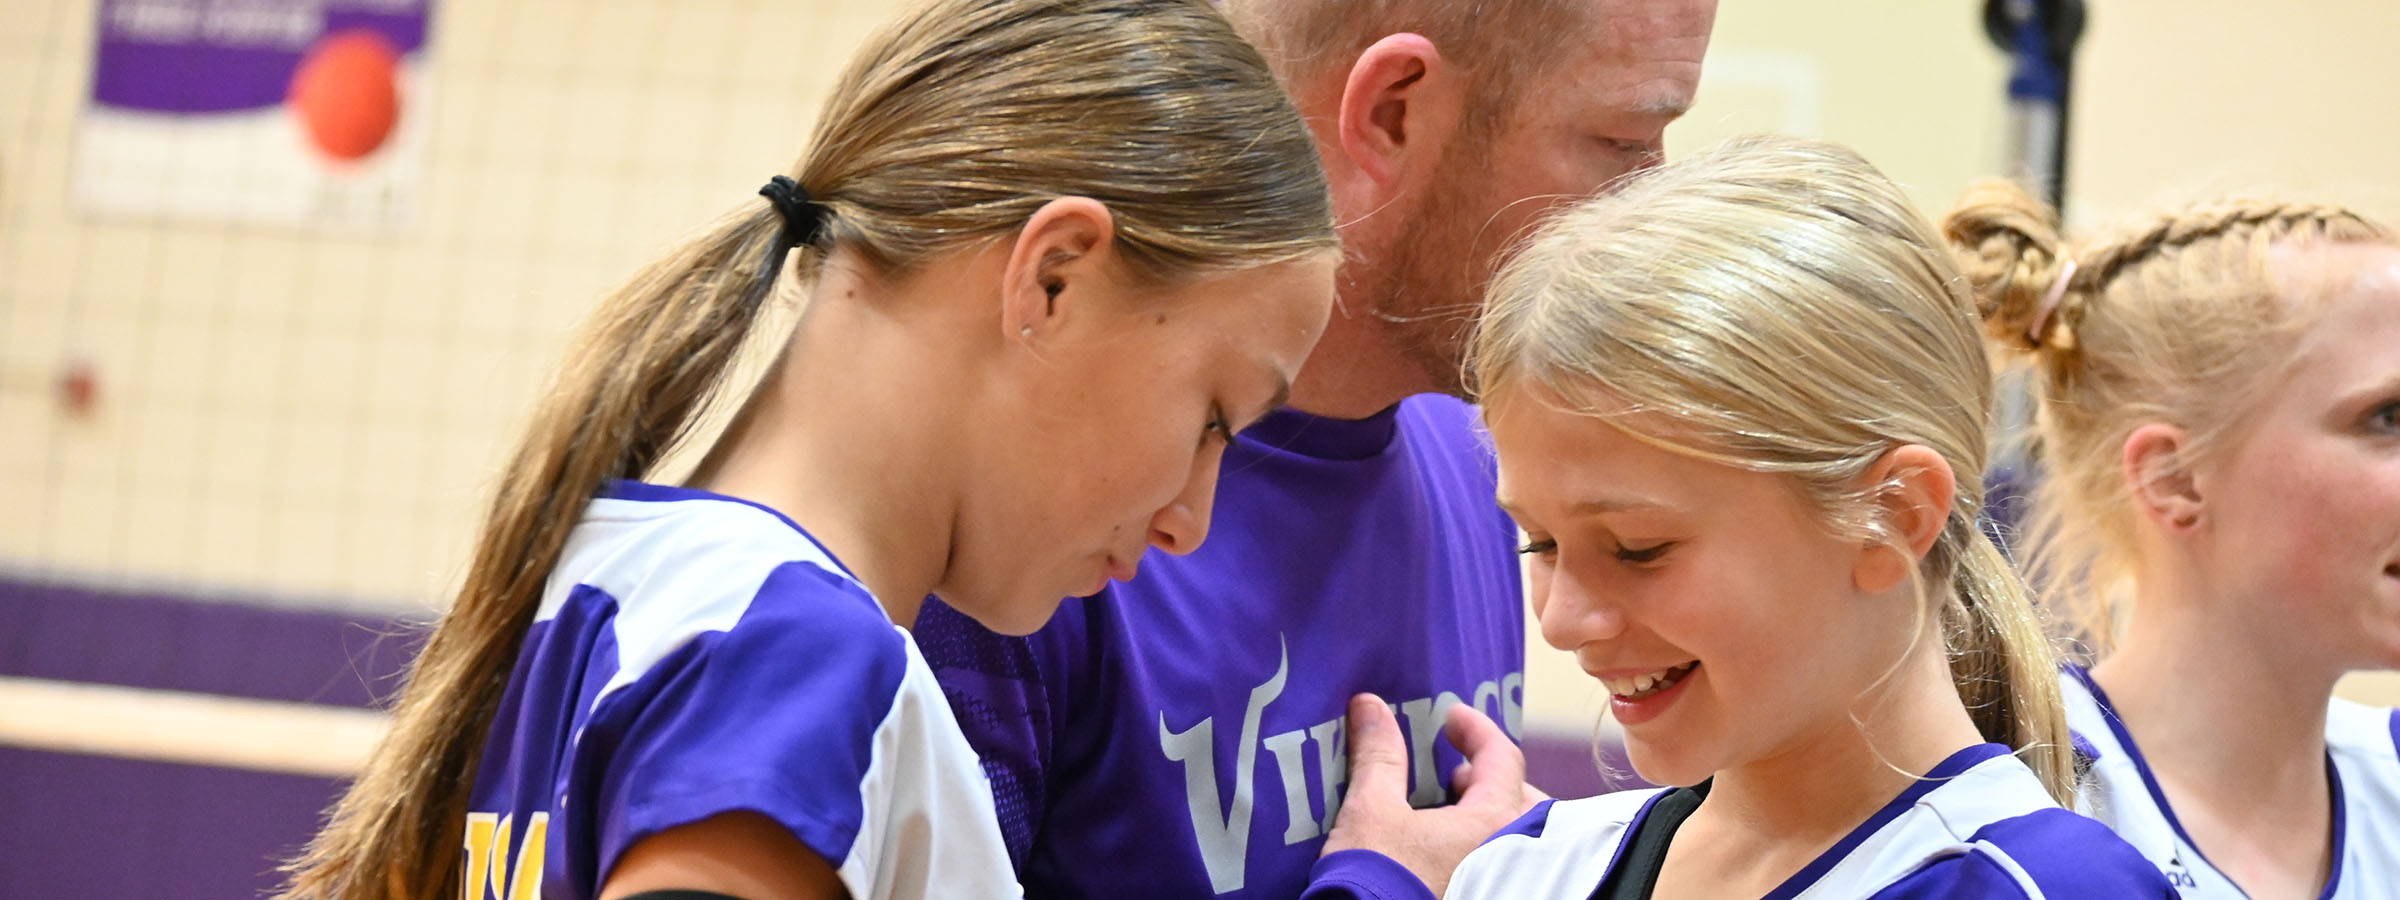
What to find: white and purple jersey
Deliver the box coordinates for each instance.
[1437,743,2174,899]
[461,481,1019,900]
[914,395,1526,899]
[2062,666,2400,899]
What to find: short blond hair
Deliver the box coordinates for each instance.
[1222,0,1588,127]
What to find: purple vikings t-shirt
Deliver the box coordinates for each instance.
[915,394,1526,900]
[463,481,1018,900]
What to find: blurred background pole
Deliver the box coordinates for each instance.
[1978,0,2086,558]
[1986,0,2087,210]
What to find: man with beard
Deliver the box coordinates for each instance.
[912,2,1717,897]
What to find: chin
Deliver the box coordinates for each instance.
[988,594,1072,637]
[934,587,1066,637]
[2366,633,2400,670]
[1621,736,1717,790]
[2351,599,2400,668]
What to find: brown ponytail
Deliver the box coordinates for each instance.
[278,1,1335,898]
[279,199,793,900]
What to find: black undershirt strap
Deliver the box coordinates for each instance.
[1588,780,1711,900]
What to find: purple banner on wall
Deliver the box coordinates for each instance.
[91,0,431,114]
[76,0,438,228]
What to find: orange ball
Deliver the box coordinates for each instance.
[288,30,402,162]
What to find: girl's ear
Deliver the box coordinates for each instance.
[2121,423,2204,532]
[999,196,1117,342]
[1853,444,1958,594]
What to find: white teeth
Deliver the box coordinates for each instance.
[1604,662,1695,700]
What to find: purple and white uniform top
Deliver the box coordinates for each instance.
[2062,666,2400,899]
[1441,744,2176,899]
[460,481,1020,900]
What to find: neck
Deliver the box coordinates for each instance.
[692,263,968,629]
[2091,563,2341,898]
[1696,630,1989,859]
[1284,289,1439,419]
[1284,81,1438,421]
[2094,565,2337,811]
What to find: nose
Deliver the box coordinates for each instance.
[1535,562,1626,652]
[1147,449,1221,555]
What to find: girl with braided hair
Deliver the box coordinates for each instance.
[1946,184,2400,899]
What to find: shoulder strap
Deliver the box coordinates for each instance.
[1588,783,1708,900]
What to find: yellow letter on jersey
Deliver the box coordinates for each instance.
[505,812,548,900]
[463,811,547,900]
[461,813,498,900]
[489,815,513,900]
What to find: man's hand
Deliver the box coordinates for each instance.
[1319,693,1544,898]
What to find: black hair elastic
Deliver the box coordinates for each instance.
[757,175,827,247]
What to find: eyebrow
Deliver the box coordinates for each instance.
[2334,372,2400,413]
[1494,495,1670,518]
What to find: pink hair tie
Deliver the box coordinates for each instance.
[2027,258,2078,345]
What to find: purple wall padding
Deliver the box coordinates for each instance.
[1521,728,1655,800]
[0,576,421,708]
[0,747,347,900]
[0,575,418,899]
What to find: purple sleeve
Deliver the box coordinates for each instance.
[914,593,1092,872]
[1484,799,1556,844]
[1869,808,2180,900]
[1863,852,2038,899]
[1298,850,1438,900]
[575,564,909,887]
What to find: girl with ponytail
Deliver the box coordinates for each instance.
[275,1,1338,898]
[1946,181,2400,900]
[1327,135,2170,899]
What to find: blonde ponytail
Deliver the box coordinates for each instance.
[1944,180,2077,355]
[1944,520,2074,800]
